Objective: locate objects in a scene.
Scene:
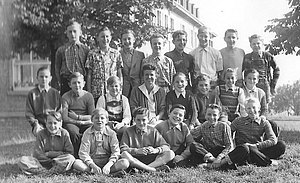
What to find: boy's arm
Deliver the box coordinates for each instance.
[78,130,94,166]
[122,96,132,126]
[260,94,268,116]
[256,120,277,150]
[216,51,223,80]
[86,69,92,93]
[33,133,52,162]
[62,98,80,125]
[117,54,123,83]
[190,95,200,127]
[25,92,39,127]
[63,130,74,155]
[179,127,194,159]
[269,55,280,92]
[55,48,62,84]
[120,128,140,155]
[153,129,170,153]
[216,123,234,160]
[129,87,139,114]
[108,131,120,163]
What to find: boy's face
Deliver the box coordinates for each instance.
[173,34,187,51]
[224,32,237,48]
[174,75,187,93]
[245,101,260,119]
[245,73,258,88]
[134,114,149,132]
[97,30,111,48]
[169,108,185,126]
[92,113,107,131]
[69,77,85,94]
[107,82,121,97]
[151,37,164,54]
[198,32,209,48]
[197,80,210,95]
[224,72,236,88]
[46,116,61,135]
[250,38,263,53]
[205,108,220,123]
[66,25,82,43]
[122,33,135,50]
[37,69,52,88]
[143,70,156,86]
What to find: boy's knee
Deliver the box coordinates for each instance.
[72,159,90,172]
[189,142,202,154]
[276,140,286,156]
[162,150,175,161]
[118,158,130,169]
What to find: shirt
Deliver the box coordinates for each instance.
[190,46,223,81]
[231,116,277,150]
[155,120,194,159]
[120,125,170,156]
[243,86,267,116]
[191,121,233,160]
[79,126,120,166]
[194,93,211,123]
[138,84,160,119]
[220,47,245,80]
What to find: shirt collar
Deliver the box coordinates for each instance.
[135,125,148,135]
[90,125,110,136]
[245,116,261,125]
[225,85,236,92]
[175,90,186,98]
[106,92,121,101]
[139,83,160,97]
[122,48,134,55]
[46,128,62,137]
[173,49,185,56]
[199,46,208,52]
[245,86,257,93]
[167,120,182,131]
[38,85,50,92]
[71,90,84,97]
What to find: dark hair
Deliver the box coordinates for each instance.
[207,104,222,112]
[46,111,62,122]
[91,108,109,120]
[142,64,156,76]
[243,68,259,79]
[173,72,187,83]
[249,34,263,43]
[195,74,211,85]
[169,104,186,114]
[224,29,238,38]
[121,29,135,38]
[98,26,111,36]
[150,33,165,44]
[36,66,50,77]
[132,107,149,118]
[172,30,187,40]
[198,26,209,35]
[69,72,84,82]
[66,19,81,30]
[224,68,237,77]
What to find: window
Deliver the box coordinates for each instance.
[157,10,162,26]
[165,15,168,28]
[170,18,174,30]
[12,51,50,91]
[181,24,185,31]
[180,0,184,6]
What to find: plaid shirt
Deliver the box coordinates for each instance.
[191,121,233,159]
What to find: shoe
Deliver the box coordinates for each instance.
[111,170,126,178]
[271,159,279,166]
[220,163,238,171]
[128,167,139,174]
[155,165,171,173]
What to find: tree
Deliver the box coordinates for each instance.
[11,0,172,88]
[265,0,300,55]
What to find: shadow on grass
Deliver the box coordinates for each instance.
[279,130,300,144]
[0,163,22,177]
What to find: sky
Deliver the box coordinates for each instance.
[190,0,299,86]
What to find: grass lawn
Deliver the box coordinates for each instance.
[1,117,300,183]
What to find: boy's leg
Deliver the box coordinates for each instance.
[189,142,210,164]
[18,156,47,175]
[63,123,81,158]
[122,77,131,98]
[121,151,156,172]
[147,150,175,168]
[109,158,130,173]
[72,159,90,172]
[225,144,250,166]
[51,154,76,173]
[247,145,272,166]
[260,140,286,160]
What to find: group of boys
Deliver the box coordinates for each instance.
[21,20,285,176]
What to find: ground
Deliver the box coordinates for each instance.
[1,117,300,183]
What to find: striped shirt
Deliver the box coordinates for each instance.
[191,121,233,160]
[231,116,277,150]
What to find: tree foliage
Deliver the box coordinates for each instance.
[265,0,300,55]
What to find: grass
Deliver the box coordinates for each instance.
[1,117,300,182]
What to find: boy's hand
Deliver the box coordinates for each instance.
[46,151,63,158]
[114,122,124,131]
[68,110,78,119]
[136,148,148,155]
[146,146,159,154]
[90,163,102,174]
[211,158,222,168]
[33,123,44,137]
[102,161,113,175]
[173,155,184,163]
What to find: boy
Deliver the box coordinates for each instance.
[73,108,129,177]
[120,107,175,172]
[142,33,176,92]
[165,72,199,129]
[190,104,234,168]
[190,26,223,89]
[19,112,75,175]
[62,72,95,158]
[25,66,62,136]
[165,30,195,90]
[218,98,286,167]
[220,29,245,86]
[242,34,280,103]
[96,76,131,141]
[86,26,123,103]
[55,20,89,95]
[156,104,194,168]
[130,64,166,126]
[120,29,145,98]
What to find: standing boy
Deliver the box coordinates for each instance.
[62,72,95,158]
[142,33,176,92]
[165,30,195,90]
[190,26,223,89]
[55,20,89,95]
[25,67,62,136]
[120,29,145,98]
[220,29,245,86]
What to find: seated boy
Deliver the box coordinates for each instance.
[219,98,286,168]
[130,64,166,126]
[190,104,234,168]
[120,107,175,172]
[18,112,75,175]
[25,66,62,136]
[62,72,95,158]
[73,108,129,177]
[156,104,194,168]
[96,76,131,141]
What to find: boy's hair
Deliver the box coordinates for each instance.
[249,34,263,43]
[172,30,187,40]
[98,26,111,36]
[69,72,84,82]
[46,111,62,122]
[224,29,238,38]
[245,97,261,107]
[207,104,222,113]
[91,108,109,120]
[173,72,187,82]
[150,33,165,44]
[66,19,81,30]
[121,29,135,38]
[243,68,259,79]
[142,64,156,76]
[107,76,122,86]
[195,74,211,85]
[132,107,149,118]
[36,66,50,77]
[224,68,237,77]
[198,26,209,35]
[170,104,186,114]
